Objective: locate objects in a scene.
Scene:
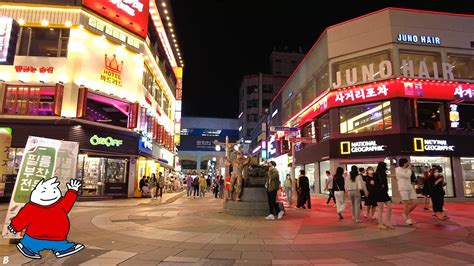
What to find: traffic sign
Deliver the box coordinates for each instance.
[289,137,317,144]
[270,126,298,132]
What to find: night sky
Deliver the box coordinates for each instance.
[172,0,474,119]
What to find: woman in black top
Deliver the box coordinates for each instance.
[364,167,378,220]
[374,162,394,229]
[422,171,432,211]
[333,167,346,220]
[429,166,449,220]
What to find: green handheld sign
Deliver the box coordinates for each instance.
[14,146,57,203]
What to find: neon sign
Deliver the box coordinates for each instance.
[414,138,455,152]
[110,0,144,16]
[0,17,19,65]
[454,85,473,99]
[90,135,123,147]
[397,33,441,45]
[88,17,140,49]
[15,66,54,74]
[449,104,460,128]
[340,140,386,155]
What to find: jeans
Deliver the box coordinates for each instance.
[20,234,75,254]
[267,190,281,216]
[348,190,361,220]
[284,187,292,205]
[326,189,336,204]
[157,187,163,198]
[187,186,193,197]
[193,185,199,197]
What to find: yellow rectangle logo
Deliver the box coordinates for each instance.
[414,138,424,152]
[340,141,351,155]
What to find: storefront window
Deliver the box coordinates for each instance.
[302,122,315,139]
[447,54,474,80]
[413,101,445,130]
[77,155,128,196]
[18,27,69,57]
[84,92,130,128]
[410,156,454,197]
[400,51,442,78]
[339,101,392,134]
[2,85,62,116]
[316,113,330,141]
[315,64,329,96]
[332,51,391,88]
[454,104,474,130]
[461,158,474,197]
[319,160,330,194]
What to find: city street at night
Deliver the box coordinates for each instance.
[1,194,473,265]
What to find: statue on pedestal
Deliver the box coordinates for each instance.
[225,149,251,201]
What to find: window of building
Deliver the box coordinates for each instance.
[447,54,474,80]
[399,51,442,79]
[302,122,315,139]
[410,156,454,197]
[18,27,69,57]
[163,96,169,117]
[455,103,474,130]
[339,101,392,134]
[262,84,273,93]
[247,85,258,95]
[319,160,330,194]
[291,92,303,117]
[247,114,258,122]
[2,85,63,116]
[410,100,445,130]
[262,99,271,108]
[83,92,131,128]
[247,99,258,108]
[332,51,391,88]
[461,158,474,197]
[316,113,330,141]
[315,64,329,96]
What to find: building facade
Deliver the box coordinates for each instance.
[269,8,474,200]
[0,0,184,199]
[239,51,303,140]
[178,117,239,175]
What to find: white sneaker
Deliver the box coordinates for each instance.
[265,214,275,220]
[405,219,413,225]
[277,211,284,220]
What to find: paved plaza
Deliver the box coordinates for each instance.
[1,193,473,265]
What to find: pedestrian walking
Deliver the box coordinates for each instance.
[213,178,219,198]
[157,172,165,198]
[218,175,225,198]
[186,175,193,198]
[429,166,449,220]
[324,170,336,207]
[192,175,200,198]
[206,176,212,192]
[346,166,368,223]
[296,170,311,209]
[333,167,346,220]
[149,173,158,199]
[395,158,417,225]
[283,174,292,207]
[364,167,377,220]
[422,170,432,211]
[199,174,207,198]
[265,161,284,220]
[374,162,394,229]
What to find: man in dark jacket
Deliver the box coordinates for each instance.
[266,161,284,220]
[297,170,311,209]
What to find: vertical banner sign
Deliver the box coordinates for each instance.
[0,128,13,197]
[2,137,78,239]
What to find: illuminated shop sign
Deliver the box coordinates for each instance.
[396,33,441,45]
[449,104,460,128]
[454,85,473,99]
[0,17,19,65]
[140,132,153,151]
[413,138,455,152]
[90,135,123,147]
[88,17,140,49]
[100,54,123,87]
[83,0,149,38]
[332,60,454,89]
[340,140,386,155]
[15,65,54,74]
[335,84,388,104]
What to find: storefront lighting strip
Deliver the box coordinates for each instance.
[149,0,178,67]
[284,88,330,126]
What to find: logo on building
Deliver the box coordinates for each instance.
[90,135,123,147]
[413,138,455,152]
[340,140,386,155]
[100,54,123,87]
[397,33,441,45]
[110,0,144,16]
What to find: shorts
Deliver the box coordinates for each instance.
[399,189,417,201]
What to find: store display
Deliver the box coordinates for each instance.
[461,158,474,197]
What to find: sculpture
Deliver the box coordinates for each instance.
[225,149,251,201]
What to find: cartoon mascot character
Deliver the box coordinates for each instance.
[8,177,84,259]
